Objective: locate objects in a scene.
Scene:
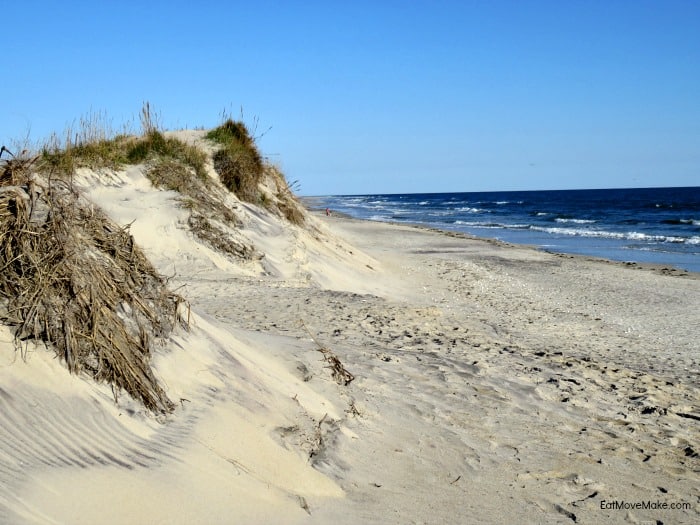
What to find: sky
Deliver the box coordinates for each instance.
[2,0,698,195]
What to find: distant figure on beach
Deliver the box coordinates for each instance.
[325,208,331,216]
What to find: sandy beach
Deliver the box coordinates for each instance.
[1,140,698,524]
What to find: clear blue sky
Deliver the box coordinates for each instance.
[2,0,698,195]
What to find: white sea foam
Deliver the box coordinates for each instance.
[529,226,696,244]
[454,220,502,228]
[555,218,596,224]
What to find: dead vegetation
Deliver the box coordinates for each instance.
[265,165,307,226]
[301,320,354,385]
[145,158,258,261]
[0,151,182,413]
[186,213,256,260]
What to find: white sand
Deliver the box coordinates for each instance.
[1,157,697,524]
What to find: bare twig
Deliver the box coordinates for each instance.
[300,319,354,385]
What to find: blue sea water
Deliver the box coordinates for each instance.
[310,187,700,273]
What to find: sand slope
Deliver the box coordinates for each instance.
[1,157,698,524]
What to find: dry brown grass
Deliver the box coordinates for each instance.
[301,320,354,386]
[0,155,182,413]
[145,159,257,261]
[266,165,306,226]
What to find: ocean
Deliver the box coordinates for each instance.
[309,187,700,273]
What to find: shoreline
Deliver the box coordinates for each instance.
[308,207,699,280]
[302,188,700,275]
[315,211,700,378]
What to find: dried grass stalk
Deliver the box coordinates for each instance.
[301,320,354,386]
[0,158,182,413]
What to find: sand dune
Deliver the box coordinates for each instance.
[1,147,698,524]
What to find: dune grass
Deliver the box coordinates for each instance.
[206,119,305,225]
[207,119,264,203]
[38,104,208,184]
[33,106,304,226]
[126,130,208,182]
